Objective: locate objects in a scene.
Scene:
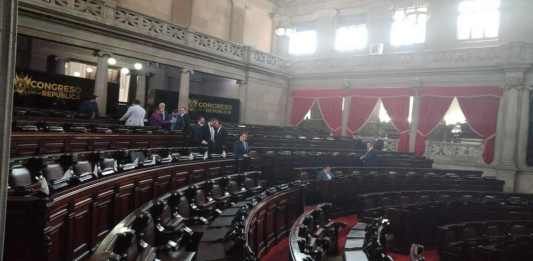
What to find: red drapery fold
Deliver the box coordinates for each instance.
[415,96,454,156]
[457,96,500,164]
[317,97,343,135]
[382,97,411,152]
[290,97,316,126]
[347,96,379,135]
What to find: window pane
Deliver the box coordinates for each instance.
[289,30,317,55]
[390,8,427,46]
[457,0,500,40]
[335,24,368,51]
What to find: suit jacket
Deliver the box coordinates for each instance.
[120,105,146,126]
[362,149,379,166]
[191,124,209,145]
[79,101,99,118]
[317,170,335,181]
[149,111,169,128]
[208,127,226,154]
[232,140,250,159]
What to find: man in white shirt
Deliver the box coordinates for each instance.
[120,100,146,127]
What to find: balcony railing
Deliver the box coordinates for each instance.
[19,0,288,73]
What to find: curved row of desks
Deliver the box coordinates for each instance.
[6,159,236,261]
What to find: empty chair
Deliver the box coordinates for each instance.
[192,187,217,218]
[9,165,36,195]
[73,160,95,183]
[44,163,70,191]
[227,179,247,200]
[244,177,262,195]
[99,158,116,176]
[210,183,231,207]
[177,193,208,225]
[108,231,139,261]
[130,212,156,246]
[149,200,185,246]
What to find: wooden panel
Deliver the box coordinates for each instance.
[135,179,154,208]
[190,169,206,184]
[92,189,115,245]
[154,175,171,198]
[207,167,222,179]
[114,183,135,222]
[265,203,276,248]
[67,197,93,261]
[172,171,189,190]
[256,210,266,257]
[41,140,65,154]
[276,198,289,238]
[45,208,69,261]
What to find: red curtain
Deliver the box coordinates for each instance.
[317,97,343,135]
[382,97,410,152]
[347,96,379,135]
[457,96,500,164]
[415,96,454,156]
[290,97,315,126]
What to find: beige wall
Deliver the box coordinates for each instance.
[172,0,193,26]
[117,0,174,21]
[190,0,232,40]
[243,1,273,52]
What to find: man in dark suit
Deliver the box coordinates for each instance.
[317,166,335,181]
[233,131,250,159]
[208,119,226,154]
[360,141,379,166]
[191,117,209,146]
[78,95,99,119]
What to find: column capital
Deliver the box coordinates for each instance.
[504,70,526,90]
[180,67,194,75]
[94,50,112,58]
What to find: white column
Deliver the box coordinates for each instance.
[0,0,17,255]
[496,71,525,169]
[341,96,351,136]
[94,51,110,115]
[238,80,248,123]
[135,71,147,106]
[517,85,532,169]
[493,69,527,192]
[178,68,192,109]
[409,90,421,153]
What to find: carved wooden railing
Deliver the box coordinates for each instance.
[425,140,485,165]
[19,0,288,72]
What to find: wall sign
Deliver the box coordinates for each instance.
[14,70,95,111]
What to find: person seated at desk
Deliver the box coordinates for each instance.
[233,131,250,159]
[360,141,379,166]
[317,166,335,181]
[119,100,146,127]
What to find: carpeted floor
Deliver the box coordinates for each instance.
[261,214,440,261]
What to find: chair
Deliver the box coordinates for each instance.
[43,163,70,191]
[177,193,208,225]
[192,187,218,218]
[9,165,37,195]
[72,161,95,183]
[99,158,116,176]
[130,212,156,247]
[149,200,186,246]
[108,231,139,261]
[210,183,231,207]
[244,177,262,195]
[227,179,247,200]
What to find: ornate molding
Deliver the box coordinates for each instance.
[289,43,533,76]
[425,141,485,166]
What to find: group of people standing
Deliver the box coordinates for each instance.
[119,101,249,159]
[119,101,190,130]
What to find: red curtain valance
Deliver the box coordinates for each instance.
[418,86,502,97]
[292,87,414,98]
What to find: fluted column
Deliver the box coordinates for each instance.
[238,80,248,123]
[341,97,351,136]
[0,0,17,256]
[178,68,192,109]
[94,51,110,115]
[135,71,148,106]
